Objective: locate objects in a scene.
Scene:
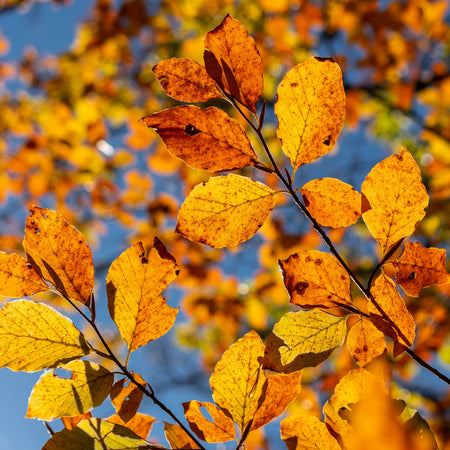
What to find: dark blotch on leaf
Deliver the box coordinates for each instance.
[408,271,416,280]
[184,124,201,136]
[294,281,309,295]
[323,135,331,146]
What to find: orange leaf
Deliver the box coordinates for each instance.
[279,250,352,309]
[275,57,345,170]
[110,374,145,423]
[204,14,263,112]
[346,317,386,367]
[369,273,415,357]
[176,174,276,248]
[106,238,179,352]
[61,412,92,430]
[361,148,429,255]
[23,206,94,307]
[163,422,199,449]
[142,106,257,172]
[153,58,221,102]
[393,242,450,296]
[182,401,235,443]
[301,178,362,228]
[106,413,156,440]
[0,252,47,298]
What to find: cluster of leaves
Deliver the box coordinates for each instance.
[1,13,449,449]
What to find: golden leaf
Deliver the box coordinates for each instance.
[106,413,157,440]
[0,300,90,372]
[275,57,345,170]
[110,374,146,423]
[176,174,276,248]
[164,422,200,449]
[61,412,92,430]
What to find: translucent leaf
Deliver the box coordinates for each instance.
[176,174,276,248]
[369,273,415,357]
[209,330,266,432]
[0,300,90,372]
[43,418,165,449]
[142,106,257,172]
[300,178,362,228]
[106,238,179,352]
[279,250,352,309]
[393,242,450,296]
[153,58,221,102]
[264,309,348,373]
[61,412,92,430]
[361,148,429,255]
[23,206,94,307]
[280,415,341,450]
[182,400,235,443]
[346,317,386,367]
[0,252,47,298]
[204,14,263,112]
[107,413,157,440]
[27,360,114,420]
[275,57,345,170]
[163,422,199,449]
[110,374,145,423]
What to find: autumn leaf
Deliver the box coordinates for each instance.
[263,309,348,373]
[176,174,276,248]
[204,14,263,112]
[23,206,94,307]
[61,412,92,430]
[0,300,90,372]
[182,400,236,443]
[300,178,362,228]
[346,317,386,367]
[275,57,345,170]
[43,418,165,450]
[393,241,450,296]
[110,374,145,423]
[279,250,352,309]
[361,148,429,255]
[164,422,200,449]
[280,414,341,450]
[106,238,179,352]
[107,413,157,440]
[153,58,221,102]
[142,105,258,172]
[369,273,415,357]
[26,360,114,420]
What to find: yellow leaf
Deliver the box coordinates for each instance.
[393,242,450,297]
[0,300,90,372]
[0,252,47,297]
[153,58,221,102]
[369,273,415,357]
[279,250,352,309]
[27,360,114,420]
[361,148,429,255]
[275,57,345,170]
[176,174,276,248]
[346,317,386,367]
[182,400,236,443]
[163,422,200,449]
[280,415,341,450]
[23,206,94,307]
[204,14,263,112]
[106,413,157,440]
[110,374,145,423]
[301,178,362,228]
[142,106,257,172]
[209,330,266,432]
[264,309,348,373]
[106,238,179,352]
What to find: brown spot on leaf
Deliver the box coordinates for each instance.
[184,124,201,136]
[294,281,309,295]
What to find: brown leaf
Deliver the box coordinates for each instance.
[110,374,145,423]
[142,105,257,172]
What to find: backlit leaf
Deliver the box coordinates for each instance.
[361,148,429,255]
[263,309,348,373]
[163,422,199,449]
[106,238,179,352]
[182,400,236,443]
[275,57,345,170]
[153,58,221,102]
[300,178,362,228]
[61,412,92,430]
[0,300,90,372]
[142,105,257,172]
[0,252,47,298]
[110,374,145,423]
[107,413,157,440]
[393,241,450,296]
[176,174,276,248]
[27,360,113,420]
[209,330,266,432]
[279,250,352,309]
[369,273,415,357]
[23,206,94,307]
[346,317,386,367]
[204,14,263,112]
[280,415,341,450]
